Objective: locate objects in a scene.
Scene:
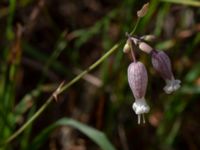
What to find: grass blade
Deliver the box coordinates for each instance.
[160,0,200,7]
[31,118,116,150]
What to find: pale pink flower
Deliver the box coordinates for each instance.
[128,62,150,124]
[151,50,181,94]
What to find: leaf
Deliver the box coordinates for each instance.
[184,63,200,83]
[160,0,200,7]
[30,118,116,150]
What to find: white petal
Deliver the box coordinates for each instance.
[132,98,150,115]
[132,98,150,124]
[164,79,181,94]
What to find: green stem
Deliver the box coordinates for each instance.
[6,0,16,40]
[3,17,141,145]
[130,18,141,35]
[59,43,120,93]
[4,96,53,144]
[4,43,120,145]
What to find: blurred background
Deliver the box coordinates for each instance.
[0,0,200,150]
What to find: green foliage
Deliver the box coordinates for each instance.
[31,118,116,150]
[6,0,16,40]
[0,0,200,149]
[161,0,200,7]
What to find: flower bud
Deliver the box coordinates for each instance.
[137,3,149,18]
[128,62,150,124]
[140,35,156,42]
[151,50,181,94]
[131,37,139,45]
[138,42,153,54]
[131,37,153,54]
[123,42,131,53]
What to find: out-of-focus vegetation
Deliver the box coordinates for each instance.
[0,0,200,150]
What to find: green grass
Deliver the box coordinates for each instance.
[0,0,200,149]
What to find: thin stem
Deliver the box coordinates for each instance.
[138,115,141,124]
[126,33,137,62]
[142,114,146,124]
[130,47,136,62]
[3,43,120,145]
[3,17,141,145]
[59,43,120,94]
[130,18,141,36]
[127,19,141,61]
[5,96,53,144]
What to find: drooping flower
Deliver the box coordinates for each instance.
[128,61,150,124]
[151,50,181,94]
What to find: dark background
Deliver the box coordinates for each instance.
[0,0,200,150]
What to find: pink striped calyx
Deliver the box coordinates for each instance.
[151,50,181,94]
[127,61,150,124]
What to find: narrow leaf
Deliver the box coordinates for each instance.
[160,0,200,7]
[30,118,116,150]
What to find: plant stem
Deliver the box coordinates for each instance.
[126,33,137,62]
[4,43,120,144]
[59,43,120,94]
[4,17,141,145]
[130,18,141,35]
[4,96,53,144]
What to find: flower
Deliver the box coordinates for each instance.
[164,78,181,94]
[128,61,150,124]
[151,50,181,94]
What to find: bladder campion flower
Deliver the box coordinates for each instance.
[127,61,150,124]
[125,33,181,124]
[151,50,181,94]
[130,36,181,94]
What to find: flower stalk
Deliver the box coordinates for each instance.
[3,17,142,144]
[125,33,181,124]
[4,43,120,144]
